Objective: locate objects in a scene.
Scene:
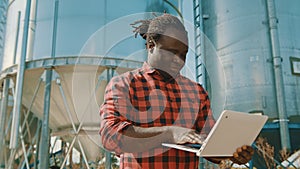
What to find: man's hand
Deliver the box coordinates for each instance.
[230,145,254,165]
[205,145,254,165]
[166,126,205,144]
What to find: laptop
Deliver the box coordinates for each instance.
[162,110,268,157]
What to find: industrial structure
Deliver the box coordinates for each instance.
[193,0,300,167]
[0,0,299,168]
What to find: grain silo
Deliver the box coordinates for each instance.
[0,0,180,168]
[193,0,300,167]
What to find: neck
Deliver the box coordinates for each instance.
[157,69,177,81]
[146,61,179,80]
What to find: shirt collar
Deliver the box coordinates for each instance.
[142,62,181,82]
[142,62,156,74]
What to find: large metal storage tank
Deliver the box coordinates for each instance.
[200,0,300,156]
[0,0,180,167]
[2,0,179,68]
[0,1,7,71]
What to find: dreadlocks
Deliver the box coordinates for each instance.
[131,13,187,46]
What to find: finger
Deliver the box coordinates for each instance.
[180,134,200,144]
[176,129,196,144]
[187,133,203,144]
[177,135,193,144]
[239,145,254,159]
[231,148,247,164]
[243,145,254,155]
[231,152,240,164]
[237,147,242,153]
[237,152,252,163]
[231,152,248,165]
[242,151,253,162]
[199,133,207,141]
[233,146,254,164]
[242,145,248,150]
[195,133,206,141]
[233,152,239,158]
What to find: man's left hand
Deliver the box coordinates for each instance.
[230,145,254,165]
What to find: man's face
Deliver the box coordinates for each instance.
[147,27,188,77]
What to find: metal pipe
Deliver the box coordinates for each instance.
[51,0,59,58]
[34,121,41,169]
[60,116,86,169]
[296,78,300,115]
[10,0,32,149]
[105,68,114,169]
[38,68,52,168]
[7,149,16,169]
[105,151,111,169]
[21,78,42,136]
[60,136,77,169]
[13,11,21,64]
[0,78,10,166]
[20,116,40,169]
[22,109,36,144]
[3,111,13,167]
[266,0,291,150]
[57,77,77,132]
[60,140,65,169]
[26,0,38,61]
[6,85,14,169]
[77,140,90,169]
[38,0,58,167]
[19,126,30,169]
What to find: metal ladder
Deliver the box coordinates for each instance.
[0,0,8,62]
[193,1,216,168]
[193,0,206,89]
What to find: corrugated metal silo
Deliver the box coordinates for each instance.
[198,0,300,162]
[0,0,180,168]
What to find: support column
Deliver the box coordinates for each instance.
[0,78,10,168]
[10,0,32,150]
[266,0,291,150]
[38,0,58,167]
[38,68,53,168]
[105,67,115,169]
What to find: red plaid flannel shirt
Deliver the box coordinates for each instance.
[100,62,215,169]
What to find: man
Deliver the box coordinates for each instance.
[99,14,254,168]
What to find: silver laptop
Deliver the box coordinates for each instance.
[162,110,268,157]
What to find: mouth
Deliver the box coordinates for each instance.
[170,66,180,71]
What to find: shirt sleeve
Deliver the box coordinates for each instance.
[194,84,216,135]
[99,76,132,155]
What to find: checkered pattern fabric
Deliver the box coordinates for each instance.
[100,62,215,169]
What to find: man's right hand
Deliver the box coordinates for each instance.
[120,125,205,152]
[166,126,205,144]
